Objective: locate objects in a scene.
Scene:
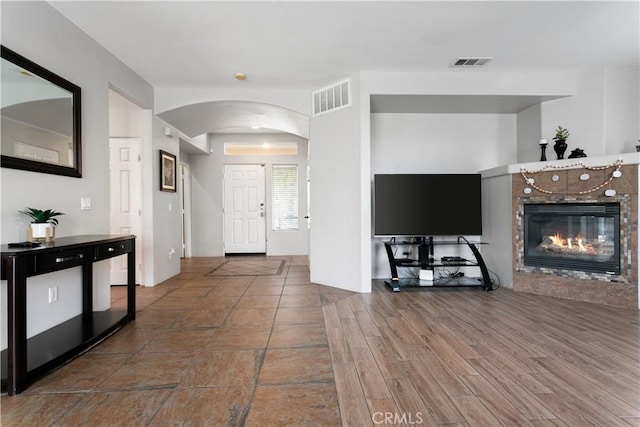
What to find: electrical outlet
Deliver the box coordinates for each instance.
[48,286,58,303]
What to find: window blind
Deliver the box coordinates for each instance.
[272,165,298,231]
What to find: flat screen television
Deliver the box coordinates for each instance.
[374,174,482,236]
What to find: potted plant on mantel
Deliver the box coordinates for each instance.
[552,126,570,159]
[20,207,64,241]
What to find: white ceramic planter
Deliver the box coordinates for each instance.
[30,223,54,239]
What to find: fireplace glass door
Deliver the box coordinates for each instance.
[523,203,620,274]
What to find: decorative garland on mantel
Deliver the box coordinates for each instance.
[520,158,624,195]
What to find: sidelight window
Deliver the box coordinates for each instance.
[272,165,298,231]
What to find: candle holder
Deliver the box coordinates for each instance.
[539,139,548,161]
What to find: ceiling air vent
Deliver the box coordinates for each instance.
[452,57,493,67]
[312,79,350,116]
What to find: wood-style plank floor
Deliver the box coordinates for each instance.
[334,281,640,426]
[1,256,638,426]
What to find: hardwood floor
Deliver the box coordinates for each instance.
[336,282,639,426]
[2,256,639,426]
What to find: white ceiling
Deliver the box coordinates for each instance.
[50,1,638,89]
[49,1,639,133]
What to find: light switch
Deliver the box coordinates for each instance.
[168,203,172,212]
[81,197,92,210]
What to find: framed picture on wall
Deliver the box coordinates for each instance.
[160,150,176,192]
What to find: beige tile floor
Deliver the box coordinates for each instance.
[2,256,353,426]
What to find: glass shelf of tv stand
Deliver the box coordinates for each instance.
[385,276,487,292]
[394,259,481,268]
[387,238,488,246]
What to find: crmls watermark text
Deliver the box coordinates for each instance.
[372,412,424,425]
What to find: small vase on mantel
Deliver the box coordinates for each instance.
[553,140,568,159]
[552,126,571,160]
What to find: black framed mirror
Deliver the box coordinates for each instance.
[1,45,82,178]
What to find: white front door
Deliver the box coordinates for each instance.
[109,138,142,285]
[223,164,266,254]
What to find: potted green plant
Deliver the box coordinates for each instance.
[552,126,570,159]
[20,207,64,240]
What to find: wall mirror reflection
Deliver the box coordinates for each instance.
[1,46,82,177]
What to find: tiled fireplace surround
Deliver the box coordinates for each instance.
[511,163,638,308]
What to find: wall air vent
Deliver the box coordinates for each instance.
[312,79,350,116]
[452,57,493,67]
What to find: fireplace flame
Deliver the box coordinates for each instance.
[577,235,587,252]
[546,233,594,253]
[549,233,566,247]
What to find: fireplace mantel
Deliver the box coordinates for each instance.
[481,152,640,179]
[480,152,639,308]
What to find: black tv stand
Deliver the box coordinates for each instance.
[383,236,493,292]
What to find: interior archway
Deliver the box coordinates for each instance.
[156,100,309,139]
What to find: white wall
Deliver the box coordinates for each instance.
[188,135,209,154]
[540,66,639,158]
[309,75,367,292]
[190,133,309,257]
[370,113,517,278]
[371,114,517,174]
[516,104,543,163]
[1,1,153,349]
[109,89,145,137]
[480,174,513,289]
[151,119,183,284]
[604,66,639,155]
[541,68,606,158]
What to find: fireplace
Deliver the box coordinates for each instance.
[510,163,637,307]
[523,202,620,275]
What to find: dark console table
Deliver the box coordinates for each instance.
[1,235,136,395]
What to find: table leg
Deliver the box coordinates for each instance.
[127,247,136,320]
[7,256,28,395]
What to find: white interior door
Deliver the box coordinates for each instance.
[180,163,192,258]
[223,164,266,254]
[109,138,142,284]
